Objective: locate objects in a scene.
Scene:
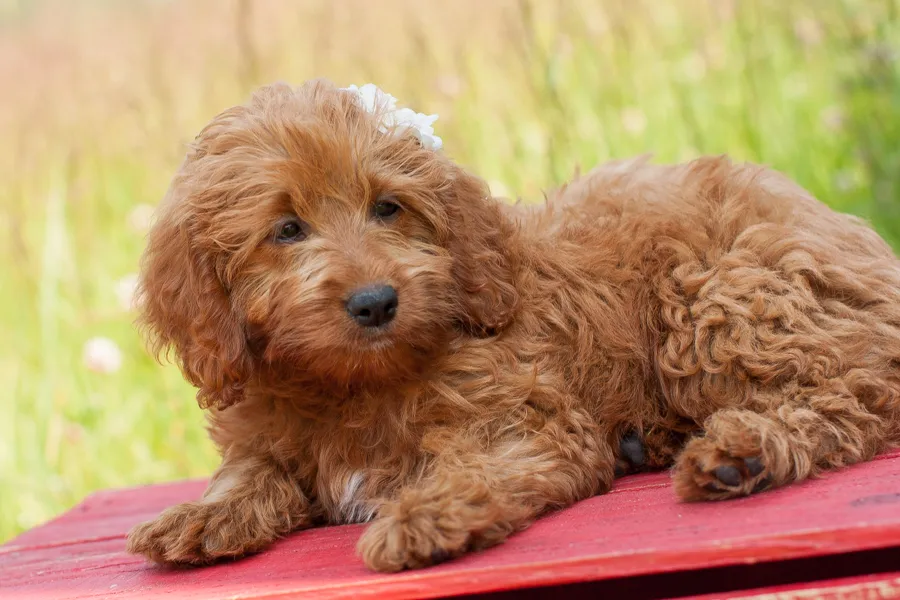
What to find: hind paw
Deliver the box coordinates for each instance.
[674,437,773,501]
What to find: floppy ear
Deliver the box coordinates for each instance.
[136,85,303,408]
[137,186,253,410]
[443,169,519,332]
[139,188,253,408]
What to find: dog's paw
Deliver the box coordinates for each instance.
[673,431,774,502]
[357,504,472,572]
[614,429,647,476]
[127,501,275,565]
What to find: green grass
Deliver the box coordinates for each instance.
[1,0,899,542]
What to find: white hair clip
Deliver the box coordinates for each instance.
[341,83,443,151]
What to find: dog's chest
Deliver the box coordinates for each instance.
[318,469,379,524]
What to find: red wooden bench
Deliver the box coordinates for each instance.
[3,450,899,599]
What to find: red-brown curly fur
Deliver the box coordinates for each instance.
[127,80,900,572]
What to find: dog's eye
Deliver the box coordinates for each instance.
[373,198,401,221]
[275,220,307,243]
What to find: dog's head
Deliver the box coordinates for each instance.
[138,80,517,408]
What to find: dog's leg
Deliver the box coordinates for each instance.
[127,456,311,565]
[357,408,613,572]
[657,229,900,501]
[672,379,892,501]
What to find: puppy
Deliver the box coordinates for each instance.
[127,80,900,572]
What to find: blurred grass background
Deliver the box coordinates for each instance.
[1,0,898,542]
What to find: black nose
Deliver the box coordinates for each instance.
[346,285,398,328]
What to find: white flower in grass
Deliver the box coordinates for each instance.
[127,203,155,232]
[83,337,123,374]
[435,74,463,98]
[794,17,823,47]
[679,52,707,82]
[342,83,443,151]
[115,274,140,311]
[834,170,857,192]
[621,107,647,135]
[820,106,845,132]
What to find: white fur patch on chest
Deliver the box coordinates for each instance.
[334,470,377,524]
[201,470,239,504]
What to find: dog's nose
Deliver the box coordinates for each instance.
[346,285,398,328]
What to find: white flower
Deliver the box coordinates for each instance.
[621,107,647,135]
[343,83,398,114]
[794,17,823,47]
[435,75,463,97]
[387,108,443,150]
[127,203,155,232]
[820,106,845,132]
[342,83,443,151]
[115,274,140,311]
[834,170,858,192]
[83,337,123,374]
[679,52,707,82]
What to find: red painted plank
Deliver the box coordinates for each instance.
[684,571,900,599]
[2,450,899,600]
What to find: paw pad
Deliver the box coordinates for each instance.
[674,435,775,502]
[744,457,764,477]
[702,457,769,494]
[713,464,742,487]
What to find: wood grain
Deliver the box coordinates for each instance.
[2,450,898,599]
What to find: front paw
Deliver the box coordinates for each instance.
[357,505,472,572]
[127,501,276,565]
[357,484,523,573]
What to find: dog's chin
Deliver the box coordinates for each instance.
[279,331,429,391]
[356,335,398,353]
[343,333,422,380]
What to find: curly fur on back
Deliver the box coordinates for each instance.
[127,80,900,572]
